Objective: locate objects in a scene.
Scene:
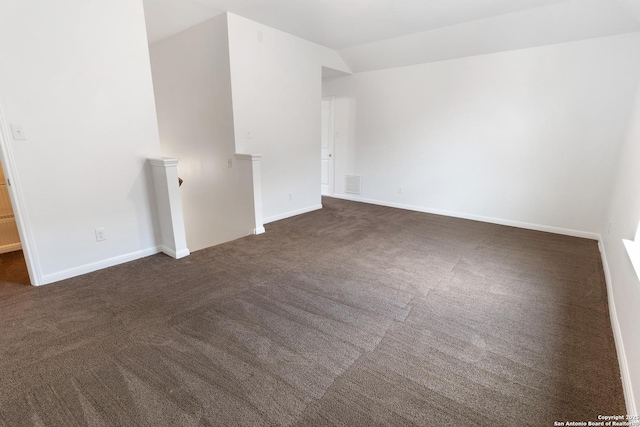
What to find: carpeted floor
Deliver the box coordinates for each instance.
[0,197,625,426]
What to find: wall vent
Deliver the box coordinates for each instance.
[345,175,362,195]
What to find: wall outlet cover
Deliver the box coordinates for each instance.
[10,124,27,140]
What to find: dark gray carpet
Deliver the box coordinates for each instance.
[0,197,625,426]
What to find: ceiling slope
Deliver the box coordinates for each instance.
[143,0,640,73]
[338,0,640,72]
[143,0,568,46]
[191,0,568,49]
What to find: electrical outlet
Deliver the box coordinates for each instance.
[398,186,403,194]
[288,193,293,201]
[95,228,106,242]
[227,158,232,168]
[608,222,612,234]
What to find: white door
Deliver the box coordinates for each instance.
[321,98,334,196]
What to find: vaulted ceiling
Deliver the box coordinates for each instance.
[143,0,640,71]
[143,0,569,47]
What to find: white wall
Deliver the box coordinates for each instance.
[0,0,164,284]
[142,0,223,44]
[226,13,350,223]
[323,33,640,236]
[149,15,256,251]
[601,77,640,414]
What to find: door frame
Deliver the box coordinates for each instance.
[0,103,41,285]
[321,96,335,196]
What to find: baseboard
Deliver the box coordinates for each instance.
[598,239,638,416]
[263,204,323,224]
[39,246,162,286]
[254,226,266,235]
[160,246,190,259]
[0,242,22,254]
[329,194,600,240]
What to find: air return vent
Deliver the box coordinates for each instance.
[345,175,362,195]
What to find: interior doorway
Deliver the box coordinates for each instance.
[321,97,334,196]
[0,105,33,286]
[0,161,29,286]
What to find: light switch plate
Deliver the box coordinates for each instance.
[10,124,27,140]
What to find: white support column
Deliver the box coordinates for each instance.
[235,153,265,234]
[149,158,190,259]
